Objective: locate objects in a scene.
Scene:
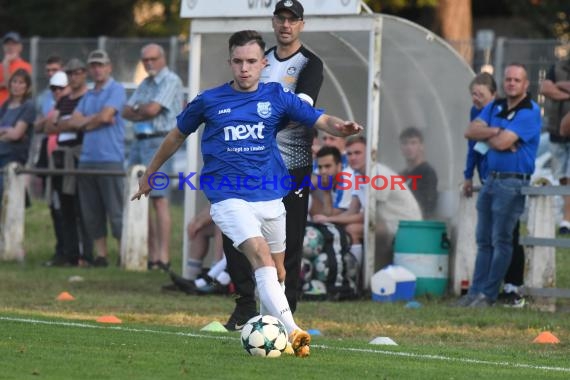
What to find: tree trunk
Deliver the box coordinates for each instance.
[436,0,473,64]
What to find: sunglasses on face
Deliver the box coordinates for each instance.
[50,86,65,92]
[274,14,302,25]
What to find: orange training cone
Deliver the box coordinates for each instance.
[532,331,560,344]
[56,291,75,301]
[96,315,122,324]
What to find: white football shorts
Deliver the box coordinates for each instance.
[210,198,286,253]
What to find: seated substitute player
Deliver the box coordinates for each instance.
[132,30,363,357]
[309,146,352,218]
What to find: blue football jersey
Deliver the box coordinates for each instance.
[177,82,323,203]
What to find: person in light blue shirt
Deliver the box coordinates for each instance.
[132,30,362,357]
[123,43,183,271]
[69,49,126,268]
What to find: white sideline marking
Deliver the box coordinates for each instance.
[1,316,569,373]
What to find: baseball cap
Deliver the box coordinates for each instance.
[49,71,68,87]
[3,31,22,44]
[274,0,304,19]
[64,58,87,72]
[87,49,110,64]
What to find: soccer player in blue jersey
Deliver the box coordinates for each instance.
[132,30,362,357]
[223,0,325,329]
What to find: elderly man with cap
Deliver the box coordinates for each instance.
[0,32,32,105]
[68,50,127,268]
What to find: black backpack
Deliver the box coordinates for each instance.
[302,222,361,301]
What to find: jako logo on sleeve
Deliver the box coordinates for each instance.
[223,122,265,141]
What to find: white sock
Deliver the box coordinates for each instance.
[216,271,231,286]
[351,244,363,266]
[255,267,299,334]
[260,281,285,316]
[195,277,207,288]
[208,256,227,279]
[186,258,203,280]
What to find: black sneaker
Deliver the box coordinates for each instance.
[224,307,258,331]
[196,277,229,295]
[43,255,72,267]
[93,256,109,268]
[502,293,526,308]
[161,283,180,292]
[168,271,198,295]
[156,261,171,272]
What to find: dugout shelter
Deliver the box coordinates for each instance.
[180,0,474,289]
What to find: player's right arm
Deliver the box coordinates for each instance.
[131,128,186,200]
[314,114,363,138]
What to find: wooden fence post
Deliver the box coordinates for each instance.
[451,191,478,295]
[120,165,148,271]
[525,193,556,312]
[0,162,26,261]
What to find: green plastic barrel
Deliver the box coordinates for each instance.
[393,221,450,297]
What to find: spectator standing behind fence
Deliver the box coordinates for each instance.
[463,72,526,307]
[0,32,32,106]
[459,63,541,308]
[42,59,93,267]
[68,50,126,268]
[539,56,570,234]
[222,0,325,332]
[122,43,183,271]
[0,69,36,201]
[399,127,438,219]
[34,57,67,267]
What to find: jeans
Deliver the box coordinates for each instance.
[470,176,527,301]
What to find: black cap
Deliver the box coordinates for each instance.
[274,0,304,19]
[3,31,22,44]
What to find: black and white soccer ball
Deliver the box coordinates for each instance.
[240,315,289,357]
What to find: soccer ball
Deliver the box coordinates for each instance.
[299,257,313,284]
[313,252,329,282]
[240,315,289,358]
[303,226,324,259]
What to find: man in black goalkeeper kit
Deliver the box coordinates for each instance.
[224,0,324,330]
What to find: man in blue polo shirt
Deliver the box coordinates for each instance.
[132,30,362,357]
[461,63,541,307]
[69,49,126,268]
